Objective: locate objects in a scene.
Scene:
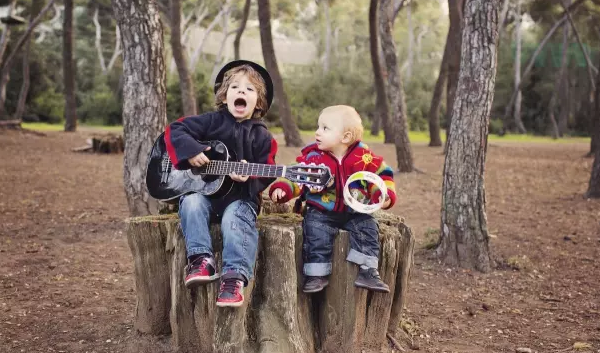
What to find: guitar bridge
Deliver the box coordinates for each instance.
[160,156,172,184]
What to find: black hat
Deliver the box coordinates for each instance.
[214,60,274,112]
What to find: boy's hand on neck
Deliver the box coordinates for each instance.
[229,159,249,183]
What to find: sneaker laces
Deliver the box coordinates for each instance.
[189,257,207,271]
[221,278,240,294]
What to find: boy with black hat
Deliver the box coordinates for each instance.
[165,60,277,307]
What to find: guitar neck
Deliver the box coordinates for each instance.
[195,160,285,178]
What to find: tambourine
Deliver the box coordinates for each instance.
[343,171,387,214]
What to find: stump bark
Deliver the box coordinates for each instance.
[126,210,414,353]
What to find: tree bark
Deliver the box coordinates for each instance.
[427,28,450,147]
[0,0,55,120]
[586,146,600,198]
[63,0,77,132]
[380,0,413,173]
[257,0,303,147]
[125,211,415,353]
[589,51,600,156]
[369,0,392,140]
[233,0,251,60]
[14,0,44,122]
[443,0,465,153]
[437,0,499,273]
[513,0,526,134]
[112,0,167,216]
[170,0,197,116]
[587,64,600,194]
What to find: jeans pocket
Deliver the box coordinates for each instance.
[234,201,258,227]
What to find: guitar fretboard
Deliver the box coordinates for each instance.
[195,160,285,178]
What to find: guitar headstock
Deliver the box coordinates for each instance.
[284,163,333,192]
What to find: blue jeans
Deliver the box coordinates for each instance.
[302,207,380,276]
[178,193,259,283]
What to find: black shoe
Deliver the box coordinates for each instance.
[354,268,390,293]
[303,276,329,293]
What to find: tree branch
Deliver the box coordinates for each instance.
[392,0,407,22]
[107,25,121,73]
[502,0,586,126]
[92,6,107,73]
[0,0,56,72]
[560,0,598,83]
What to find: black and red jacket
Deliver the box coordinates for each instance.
[165,109,278,213]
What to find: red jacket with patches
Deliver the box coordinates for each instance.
[269,141,396,213]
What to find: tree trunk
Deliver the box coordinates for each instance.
[405,2,413,81]
[513,0,527,134]
[558,21,570,137]
[589,47,600,157]
[437,0,499,273]
[125,211,415,353]
[322,0,331,74]
[427,30,450,147]
[368,0,392,140]
[233,0,251,60]
[63,0,77,132]
[586,146,600,198]
[443,0,464,153]
[380,0,413,173]
[0,0,16,68]
[112,0,167,216]
[14,0,44,122]
[496,0,510,44]
[548,22,568,139]
[257,0,303,147]
[170,0,197,116]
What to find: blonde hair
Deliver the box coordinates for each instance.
[214,65,268,119]
[319,105,364,143]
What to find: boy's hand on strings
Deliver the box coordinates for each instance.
[230,160,249,182]
[188,147,211,167]
[270,188,286,203]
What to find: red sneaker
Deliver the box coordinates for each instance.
[216,272,245,307]
[184,256,219,288]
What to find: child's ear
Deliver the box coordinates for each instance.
[341,131,353,144]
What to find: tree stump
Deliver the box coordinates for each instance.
[91,133,124,153]
[126,210,415,353]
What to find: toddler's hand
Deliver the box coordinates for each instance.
[379,194,391,209]
[188,147,211,167]
[271,188,287,203]
[230,159,249,182]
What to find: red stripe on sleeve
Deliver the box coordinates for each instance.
[267,138,277,165]
[164,117,185,170]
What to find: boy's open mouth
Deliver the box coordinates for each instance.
[234,98,247,113]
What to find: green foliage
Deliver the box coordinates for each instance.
[166,71,214,121]
[31,89,64,123]
[79,80,122,125]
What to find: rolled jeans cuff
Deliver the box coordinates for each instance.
[346,249,378,269]
[187,247,213,258]
[303,263,332,276]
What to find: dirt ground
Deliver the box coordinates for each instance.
[1,128,599,353]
